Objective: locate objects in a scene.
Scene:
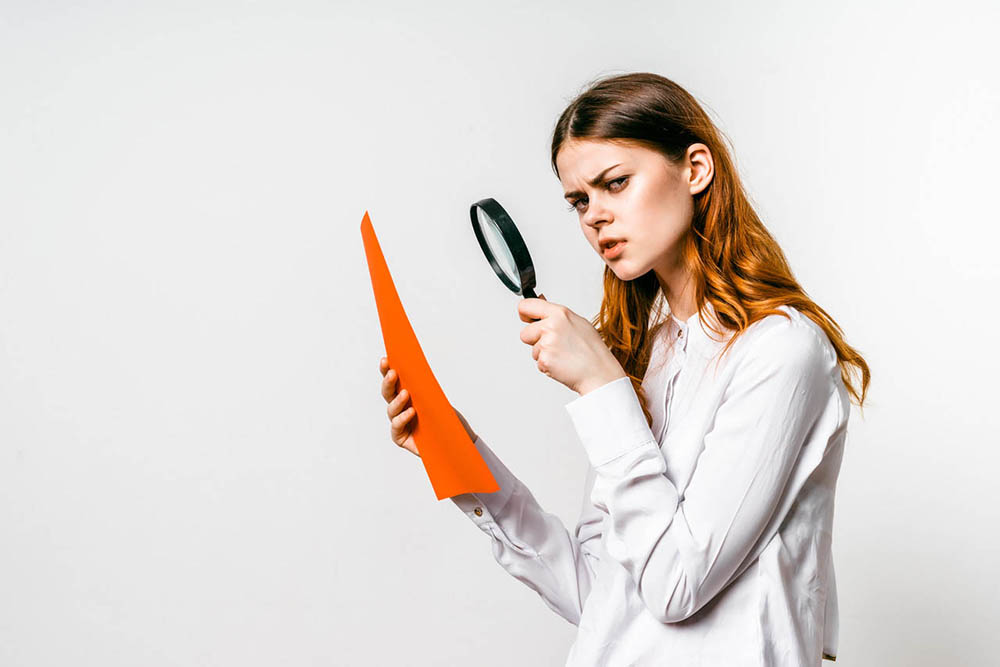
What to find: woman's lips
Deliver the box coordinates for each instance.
[603,240,626,259]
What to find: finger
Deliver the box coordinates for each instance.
[387,388,410,418]
[519,321,542,345]
[381,368,394,398]
[385,390,407,419]
[391,406,415,431]
[379,356,388,375]
[519,304,538,323]
[381,368,399,401]
[517,297,539,320]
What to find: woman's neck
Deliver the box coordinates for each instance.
[655,264,697,322]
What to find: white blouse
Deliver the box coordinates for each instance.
[451,301,849,666]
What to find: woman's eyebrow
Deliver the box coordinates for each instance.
[563,163,623,200]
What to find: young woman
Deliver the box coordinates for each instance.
[378,72,869,666]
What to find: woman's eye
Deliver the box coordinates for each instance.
[565,177,626,213]
[608,176,628,191]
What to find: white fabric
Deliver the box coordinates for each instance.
[451,301,848,666]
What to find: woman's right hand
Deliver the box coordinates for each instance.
[379,356,478,458]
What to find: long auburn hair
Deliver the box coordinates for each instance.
[550,72,870,428]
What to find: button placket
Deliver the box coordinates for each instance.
[658,355,684,443]
[677,322,689,352]
[657,340,688,441]
[658,318,693,443]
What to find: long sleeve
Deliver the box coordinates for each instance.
[563,322,836,624]
[450,434,604,626]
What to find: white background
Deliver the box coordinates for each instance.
[2,1,998,665]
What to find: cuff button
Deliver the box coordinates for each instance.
[473,507,483,516]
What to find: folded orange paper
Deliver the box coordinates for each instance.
[361,210,499,500]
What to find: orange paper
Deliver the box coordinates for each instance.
[360,210,499,500]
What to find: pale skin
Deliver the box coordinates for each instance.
[380,137,714,456]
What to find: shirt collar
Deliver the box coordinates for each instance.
[666,299,723,356]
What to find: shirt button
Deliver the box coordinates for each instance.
[474,507,483,516]
[677,330,683,337]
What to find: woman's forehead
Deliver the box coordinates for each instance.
[557,139,660,181]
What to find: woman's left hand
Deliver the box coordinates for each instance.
[517,294,628,396]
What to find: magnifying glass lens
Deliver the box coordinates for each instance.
[470,197,537,298]
[477,208,520,283]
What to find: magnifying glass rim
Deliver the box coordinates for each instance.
[469,197,536,295]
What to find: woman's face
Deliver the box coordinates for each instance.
[555,138,712,282]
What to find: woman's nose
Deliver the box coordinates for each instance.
[582,200,612,228]
[584,212,612,231]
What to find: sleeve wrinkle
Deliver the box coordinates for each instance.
[451,436,604,627]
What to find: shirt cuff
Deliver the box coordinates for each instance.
[565,376,658,467]
[449,434,517,524]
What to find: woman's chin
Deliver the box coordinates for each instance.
[609,261,645,281]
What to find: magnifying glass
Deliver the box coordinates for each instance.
[469,197,540,299]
